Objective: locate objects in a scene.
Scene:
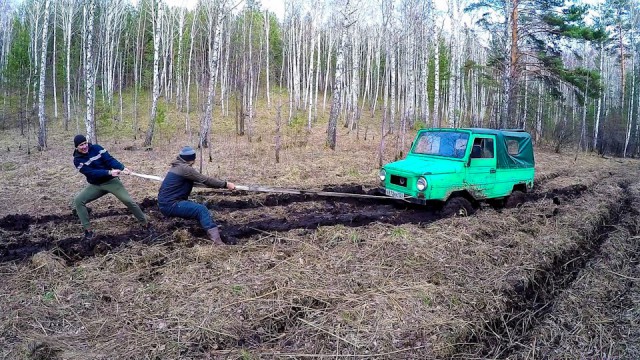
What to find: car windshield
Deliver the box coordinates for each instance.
[412,131,469,159]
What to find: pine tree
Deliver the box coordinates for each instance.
[466,0,606,129]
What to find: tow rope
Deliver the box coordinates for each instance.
[130,172,164,181]
[234,185,391,200]
[127,172,393,200]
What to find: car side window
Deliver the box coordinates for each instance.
[471,138,494,159]
[507,139,520,155]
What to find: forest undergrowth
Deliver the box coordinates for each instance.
[0,109,639,359]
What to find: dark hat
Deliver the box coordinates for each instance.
[74,134,87,147]
[179,146,196,162]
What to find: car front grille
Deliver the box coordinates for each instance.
[390,175,408,187]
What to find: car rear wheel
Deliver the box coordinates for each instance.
[505,190,526,208]
[442,197,475,217]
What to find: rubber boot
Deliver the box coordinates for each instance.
[207,227,226,245]
[81,230,95,253]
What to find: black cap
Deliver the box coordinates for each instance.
[74,134,87,147]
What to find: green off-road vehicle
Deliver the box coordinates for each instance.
[379,128,535,215]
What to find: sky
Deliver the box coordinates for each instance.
[159,0,606,24]
[164,0,285,19]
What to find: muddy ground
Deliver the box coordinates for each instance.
[0,127,639,359]
[0,181,591,265]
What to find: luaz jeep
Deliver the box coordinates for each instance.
[379,128,535,215]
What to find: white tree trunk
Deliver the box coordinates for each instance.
[144,2,163,147]
[185,11,197,140]
[37,0,51,150]
[292,16,301,109]
[221,27,231,117]
[133,6,144,137]
[200,4,223,151]
[623,50,635,157]
[420,19,429,124]
[264,10,271,107]
[306,18,316,129]
[405,21,415,133]
[118,44,123,122]
[28,1,43,113]
[247,9,255,142]
[313,28,321,121]
[61,0,76,130]
[348,29,360,131]
[323,28,332,113]
[327,3,353,150]
[360,32,372,118]
[389,31,396,133]
[101,0,125,106]
[594,43,604,151]
[535,81,543,142]
[522,61,528,129]
[433,37,440,127]
[372,32,382,117]
[176,8,185,109]
[581,79,589,151]
[84,0,96,143]
[52,4,58,120]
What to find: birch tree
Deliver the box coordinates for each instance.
[378,0,393,166]
[346,26,359,131]
[36,0,50,150]
[143,0,163,147]
[306,14,316,129]
[431,34,440,127]
[26,0,44,112]
[84,0,96,142]
[176,7,185,109]
[327,1,356,150]
[0,0,637,159]
[0,1,12,84]
[100,0,127,106]
[59,0,77,130]
[466,1,603,129]
[132,1,146,136]
[51,2,57,120]
[185,7,197,139]
[245,5,255,142]
[199,0,224,155]
[264,9,271,106]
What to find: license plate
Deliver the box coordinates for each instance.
[385,189,405,199]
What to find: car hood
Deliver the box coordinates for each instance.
[384,156,464,176]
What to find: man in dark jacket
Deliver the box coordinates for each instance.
[72,134,149,241]
[157,146,235,245]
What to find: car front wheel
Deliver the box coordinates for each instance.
[441,197,475,217]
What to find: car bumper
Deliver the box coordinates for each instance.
[378,187,429,205]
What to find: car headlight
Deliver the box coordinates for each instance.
[379,169,386,181]
[416,177,427,191]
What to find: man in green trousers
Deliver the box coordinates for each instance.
[72,134,149,242]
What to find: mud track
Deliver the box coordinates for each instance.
[0,182,588,264]
[455,180,638,358]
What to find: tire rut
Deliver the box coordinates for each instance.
[453,179,637,359]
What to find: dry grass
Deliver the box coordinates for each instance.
[1,99,639,359]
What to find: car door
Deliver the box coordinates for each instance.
[465,135,497,197]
